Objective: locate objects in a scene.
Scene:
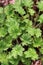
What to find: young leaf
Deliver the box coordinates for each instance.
[8,57,19,65]
[6,17,21,39]
[0,53,8,65]
[33,38,43,48]
[21,33,32,45]
[35,28,41,38]
[0,7,3,13]
[37,1,43,11]
[24,48,38,60]
[22,0,33,8]
[10,45,24,58]
[26,27,35,36]
[38,14,43,23]
[0,35,12,52]
[0,26,7,37]
[21,57,31,65]
[28,9,35,16]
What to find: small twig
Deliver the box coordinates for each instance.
[16,39,19,44]
[35,23,41,28]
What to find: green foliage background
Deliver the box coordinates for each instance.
[0,0,43,65]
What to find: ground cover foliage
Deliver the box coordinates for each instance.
[0,0,43,65]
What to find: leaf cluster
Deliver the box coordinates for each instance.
[0,0,43,65]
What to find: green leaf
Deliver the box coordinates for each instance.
[23,19,32,26]
[0,26,7,37]
[6,17,21,39]
[28,9,35,16]
[26,27,35,36]
[0,53,8,65]
[21,33,32,45]
[20,19,32,31]
[14,6,25,15]
[4,5,14,16]
[9,45,24,58]
[21,57,31,65]
[13,0,25,15]
[37,1,43,11]
[24,48,38,60]
[35,28,41,38]
[0,35,12,52]
[0,13,5,24]
[38,14,43,23]
[22,0,33,8]
[0,7,3,13]
[8,57,19,65]
[33,38,43,47]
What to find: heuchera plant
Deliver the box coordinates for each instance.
[0,0,43,65]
